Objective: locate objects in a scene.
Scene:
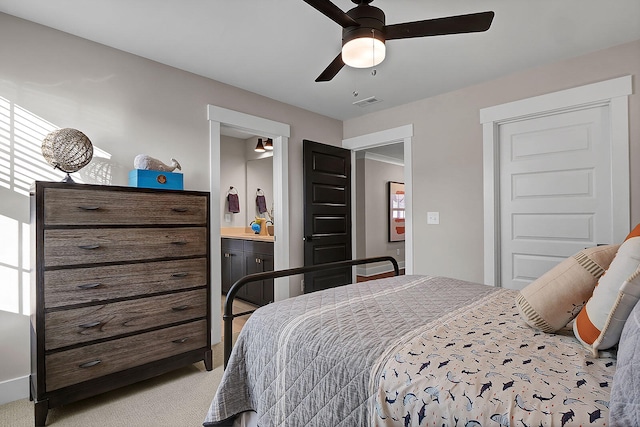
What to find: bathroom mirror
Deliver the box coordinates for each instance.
[246,157,274,227]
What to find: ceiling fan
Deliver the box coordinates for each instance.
[303,0,495,82]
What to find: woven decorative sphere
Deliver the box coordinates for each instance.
[42,128,93,174]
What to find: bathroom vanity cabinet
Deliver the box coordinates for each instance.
[221,238,273,306]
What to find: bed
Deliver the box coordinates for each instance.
[204,258,638,427]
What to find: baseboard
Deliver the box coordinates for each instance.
[0,375,29,405]
[356,260,405,277]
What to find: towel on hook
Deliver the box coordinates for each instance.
[256,195,267,214]
[228,193,240,213]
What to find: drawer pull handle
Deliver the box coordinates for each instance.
[172,337,189,344]
[78,206,100,211]
[172,305,190,311]
[79,321,102,328]
[78,244,100,250]
[172,207,189,213]
[79,360,102,368]
[171,272,189,278]
[171,241,187,246]
[77,283,101,289]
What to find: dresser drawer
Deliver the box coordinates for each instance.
[44,227,207,267]
[43,188,207,226]
[44,258,207,308]
[45,288,207,350]
[45,320,208,391]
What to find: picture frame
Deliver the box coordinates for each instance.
[388,181,405,242]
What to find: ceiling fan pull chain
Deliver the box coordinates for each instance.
[371,29,375,68]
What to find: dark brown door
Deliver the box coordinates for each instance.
[303,139,352,293]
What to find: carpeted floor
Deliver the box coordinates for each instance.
[1,296,250,427]
[0,338,236,427]
[0,361,223,427]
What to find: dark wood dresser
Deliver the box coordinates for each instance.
[30,181,211,426]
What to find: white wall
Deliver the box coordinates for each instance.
[0,12,342,403]
[344,39,640,284]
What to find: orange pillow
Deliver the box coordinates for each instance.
[625,223,640,241]
[573,237,640,355]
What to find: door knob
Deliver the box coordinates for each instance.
[304,235,313,241]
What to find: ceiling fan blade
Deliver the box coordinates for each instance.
[315,53,345,82]
[302,0,359,28]
[385,11,495,40]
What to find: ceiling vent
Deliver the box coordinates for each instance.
[353,96,382,107]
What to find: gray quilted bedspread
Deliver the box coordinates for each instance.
[203,275,496,426]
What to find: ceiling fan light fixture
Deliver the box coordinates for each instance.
[342,32,385,68]
[255,138,266,152]
[306,0,494,82]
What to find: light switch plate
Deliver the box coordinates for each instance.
[224,213,231,223]
[427,212,439,225]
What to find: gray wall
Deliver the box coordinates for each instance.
[219,136,274,228]
[246,156,274,222]
[220,135,247,227]
[0,12,342,400]
[344,39,640,283]
[355,156,405,276]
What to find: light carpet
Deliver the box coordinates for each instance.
[0,344,227,427]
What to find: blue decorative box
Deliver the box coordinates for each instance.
[128,169,184,190]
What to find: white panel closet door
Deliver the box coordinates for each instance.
[499,105,612,290]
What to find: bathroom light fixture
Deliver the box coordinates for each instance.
[341,28,385,68]
[264,138,273,150]
[255,138,265,153]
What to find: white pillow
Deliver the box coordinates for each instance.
[573,237,640,355]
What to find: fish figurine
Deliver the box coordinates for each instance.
[134,154,181,172]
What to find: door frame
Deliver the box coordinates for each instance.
[208,105,291,344]
[479,76,632,287]
[343,124,414,275]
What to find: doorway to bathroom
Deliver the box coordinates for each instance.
[207,105,290,345]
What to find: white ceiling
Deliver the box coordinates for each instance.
[1,0,639,121]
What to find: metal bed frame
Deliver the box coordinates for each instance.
[223,256,399,368]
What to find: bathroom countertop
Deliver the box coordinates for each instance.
[220,227,275,242]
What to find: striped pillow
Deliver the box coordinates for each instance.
[574,236,640,355]
[516,245,619,332]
